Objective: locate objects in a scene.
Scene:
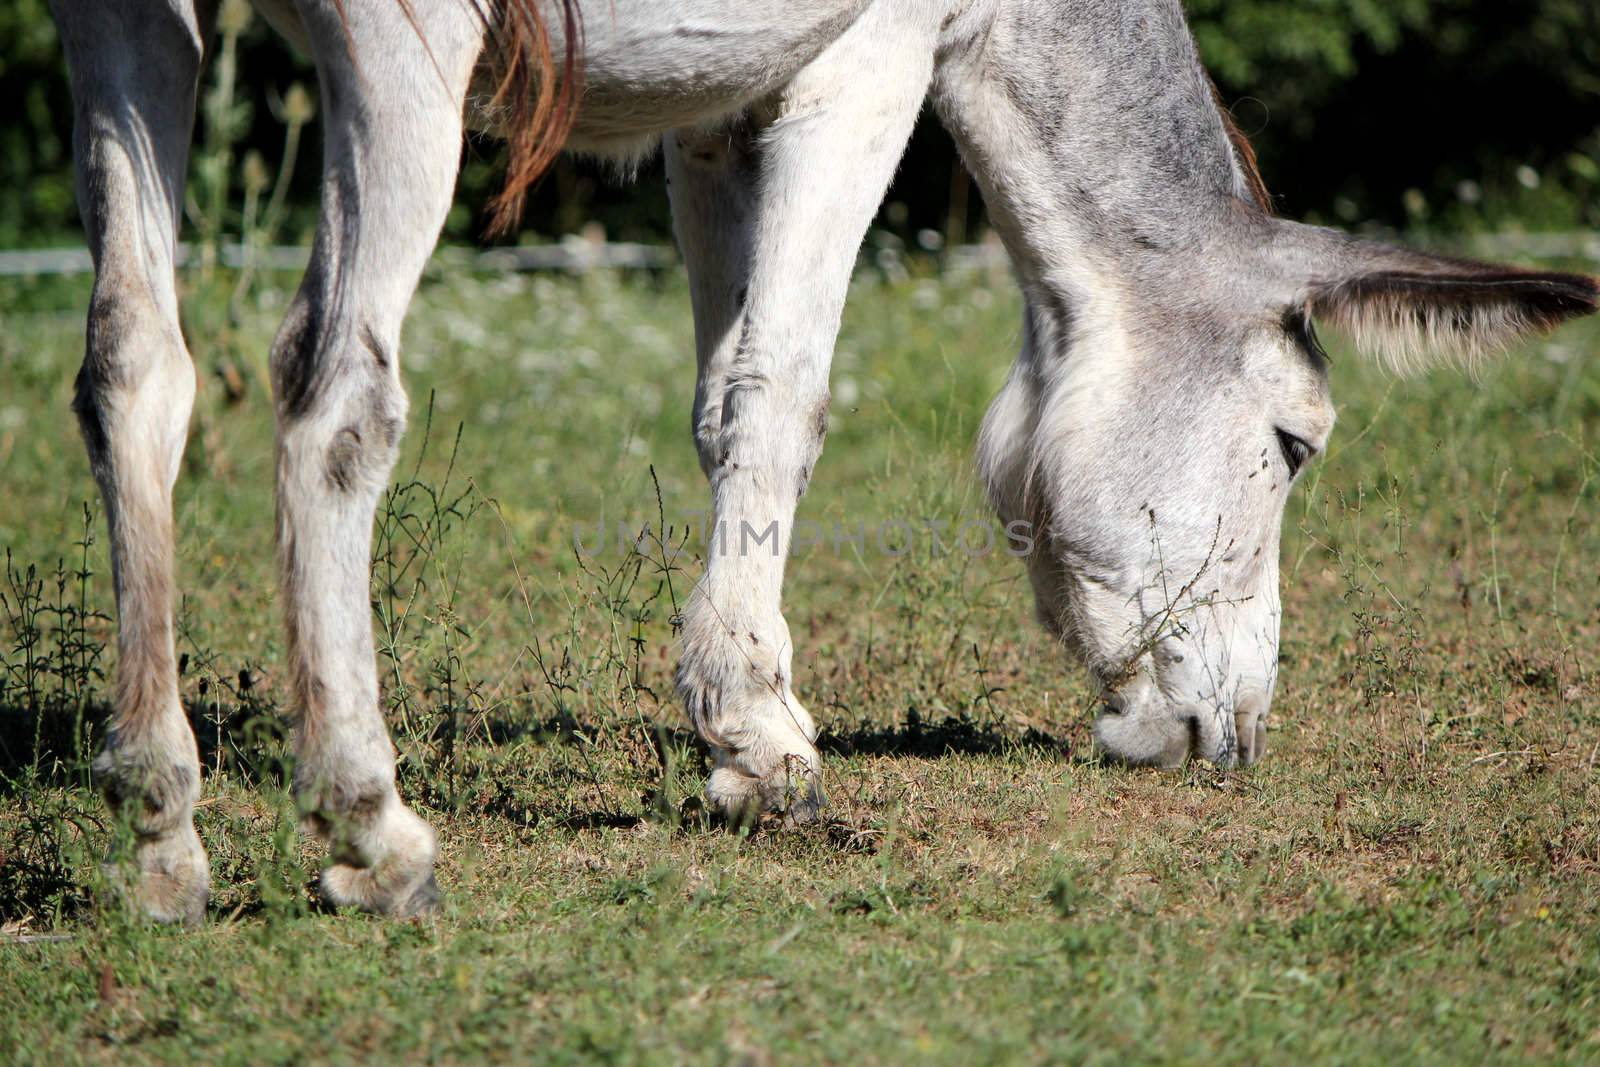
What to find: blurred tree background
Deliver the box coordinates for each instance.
[2,0,1597,249]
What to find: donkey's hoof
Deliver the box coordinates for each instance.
[105,823,209,926]
[779,785,827,827]
[317,800,440,918]
[707,755,826,829]
[321,864,441,918]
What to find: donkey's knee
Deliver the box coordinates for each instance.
[74,286,196,488]
[705,372,832,497]
[270,300,407,495]
[691,398,723,477]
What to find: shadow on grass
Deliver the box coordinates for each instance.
[0,698,109,793]
[0,693,292,796]
[820,707,1071,759]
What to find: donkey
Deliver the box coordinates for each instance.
[50,0,1597,922]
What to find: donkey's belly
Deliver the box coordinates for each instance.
[489,0,876,152]
[251,0,878,152]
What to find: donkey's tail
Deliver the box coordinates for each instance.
[483,0,583,236]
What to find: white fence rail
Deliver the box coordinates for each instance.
[1,232,1595,278]
[0,239,677,278]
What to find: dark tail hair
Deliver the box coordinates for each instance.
[484,0,583,237]
[331,1,583,237]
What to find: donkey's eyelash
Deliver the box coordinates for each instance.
[1302,318,1330,361]
[1282,309,1331,364]
[1275,429,1313,478]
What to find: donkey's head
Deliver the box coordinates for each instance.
[978,215,1597,768]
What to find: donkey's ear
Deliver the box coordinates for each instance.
[1269,224,1599,373]
[1307,259,1600,374]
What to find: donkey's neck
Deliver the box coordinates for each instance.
[934,0,1261,333]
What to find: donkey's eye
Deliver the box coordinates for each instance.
[1275,429,1313,478]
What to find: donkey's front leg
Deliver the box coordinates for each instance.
[54,0,213,924]
[667,4,937,822]
[269,0,482,916]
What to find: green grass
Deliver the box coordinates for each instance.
[3,261,1599,1064]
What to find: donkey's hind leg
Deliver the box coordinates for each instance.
[54,0,214,924]
[666,3,938,822]
[270,0,482,916]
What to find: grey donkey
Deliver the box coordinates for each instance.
[49,0,1598,922]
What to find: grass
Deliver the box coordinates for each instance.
[2,258,1599,1064]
